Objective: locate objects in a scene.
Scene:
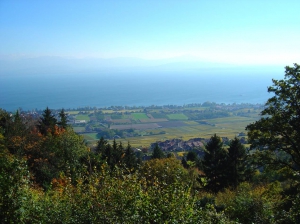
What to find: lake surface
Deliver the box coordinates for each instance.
[0,69,282,111]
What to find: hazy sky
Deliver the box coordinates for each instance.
[1,0,300,65]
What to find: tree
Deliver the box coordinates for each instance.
[38,107,57,135]
[0,109,11,135]
[5,110,28,156]
[123,142,138,171]
[186,151,198,162]
[182,151,199,169]
[226,137,248,188]
[246,63,300,174]
[27,127,88,188]
[200,134,228,192]
[0,133,30,222]
[152,143,164,159]
[100,139,124,170]
[95,136,108,155]
[140,157,190,187]
[58,109,68,128]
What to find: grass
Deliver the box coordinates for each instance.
[132,113,149,120]
[76,115,90,121]
[167,113,189,120]
[151,113,168,119]
[73,127,85,132]
[66,111,80,115]
[82,133,99,141]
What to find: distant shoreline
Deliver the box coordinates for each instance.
[5,102,264,113]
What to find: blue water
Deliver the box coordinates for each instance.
[0,70,282,112]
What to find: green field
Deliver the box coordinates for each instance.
[167,113,188,120]
[73,127,86,132]
[66,111,80,115]
[76,115,90,121]
[82,133,99,141]
[70,104,263,148]
[132,113,149,120]
[151,113,168,119]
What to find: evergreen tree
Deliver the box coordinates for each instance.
[123,142,138,171]
[58,109,68,128]
[152,143,164,159]
[7,111,27,155]
[187,151,198,162]
[101,139,124,170]
[201,134,228,193]
[114,140,124,165]
[226,137,247,188]
[103,143,113,169]
[95,136,108,155]
[38,107,57,135]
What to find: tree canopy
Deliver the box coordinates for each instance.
[246,63,300,173]
[152,143,165,159]
[201,134,228,192]
[38,107,57,135]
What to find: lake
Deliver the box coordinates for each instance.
[0,69,283,111]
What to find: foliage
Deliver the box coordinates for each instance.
[123,142,139,171]
[200,134,228,192]
[200,135,251,192]
[152,143,165,159]
[58,109,68,128]
[140,157,191,187]
[226,137,249,188]
[0,163,233,223]
[246,63,300,174]
[38,107,57,135]
[0,134,30,222]
[216,182,283,224]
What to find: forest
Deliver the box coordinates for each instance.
[0,64,300,223]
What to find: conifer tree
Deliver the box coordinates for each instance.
[123,142,137,171]
[152,143,164,159]
[38,107,57,135]
[201,134,228,192]
[58,109,68,128]
[226,137,247,188]
[95,136,107,154]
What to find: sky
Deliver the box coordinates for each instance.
[1,0,300,66]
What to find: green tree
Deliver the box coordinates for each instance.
[100,139,123,170]
[186,151,198,162]
[0,133,30,222]
[200,134,228,193]
[152,143,164,159]
[38,107,57,135]
[140,157,190,187]
[4,110,28,156]
[0,109,11,135]
[246,63,300,174]
[226,137,248,188]
[58,108,68,128]
[182,151,199,169]
[95,136,108,155]
[25,127,88,188]
[123,142,138,171]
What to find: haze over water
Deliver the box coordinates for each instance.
[0,68,282,112]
